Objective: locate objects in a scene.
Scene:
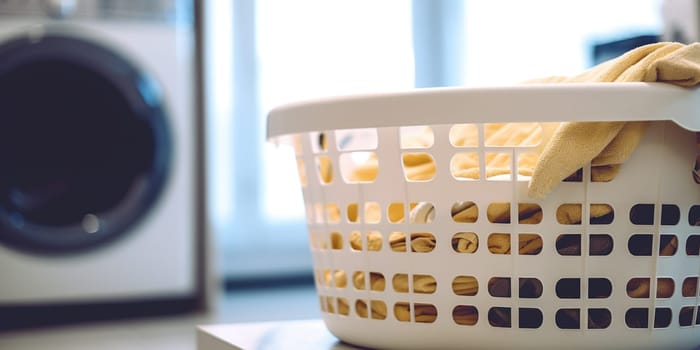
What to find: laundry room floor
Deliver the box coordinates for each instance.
[0,283,320,350]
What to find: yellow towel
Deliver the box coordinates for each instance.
[343,42,700,227]
[528,42,700,198]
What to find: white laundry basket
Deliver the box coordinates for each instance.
[266,83,700,350]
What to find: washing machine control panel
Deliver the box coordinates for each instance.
[0,0,178,21]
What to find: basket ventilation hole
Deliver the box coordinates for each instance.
[337,297,350,316]
[682,277,699,297]
[326,203,340,223]
[451,152,480,180]
[590,204,614,225]
[452,232,478,253]
[556,308,580,329]
[402,152,436,181]
[518,203,543,224]
[661,204,680,225]
[330,232,343,250]
[690,205,700,226]
[309,132,327,153]
[347,203,359,223]
[326,296,335,314]
[410,232,436,253]
[556,234,581,256]
[413,274,437,294]
[339,151,378,183]
[655,308,673,328]
[590,234,614,256]
[355,299,368,318]
[449,124,478,147]
[349,231,362,251]
[370,300,387,320]
[679,306,700,326]
[322,269,332,287]
[488,307,511,328]
[686,235,700,255]
[394,302,410,322]
[452,275,478,296]
[352,271,365,290]
[488,277,511,298]
[556,204,582,225]
[484,123,543,147]
[588,309,612,329]
[519,308,543,329]
[408,202,435,224]
[563,168,583,182]
[518,233,542,255]
[590,164,618,183]
[625,308,648,328]
[315,155,333,184]
[588,278,612,298]
[485,152,512,181]
[628,234,653,256]
[630,204,654,225]
[392,274,409,293]
[487,202,511,223]
[369,272,386,292]
[366,231,382,251]
[414,303,438,323]
[627,278,651,298]
[488,233,510,255]
[556,278,580,299]
[333,270,347,289]
[364,202,381,224]
[400,125,434,149]
[388,232,407,252]
[660,235,678,256]
[451,201,478,223]
[453,305,478,326]
[519,278,543,298]
[388,202,405,223]
[518,153,539,179]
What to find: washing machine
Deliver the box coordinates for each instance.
[0,0,206,329]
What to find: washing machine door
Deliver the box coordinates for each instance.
[0,32,171,254]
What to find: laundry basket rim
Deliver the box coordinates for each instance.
[267,82,700,139]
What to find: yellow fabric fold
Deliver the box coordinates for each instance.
[528,42,700,198]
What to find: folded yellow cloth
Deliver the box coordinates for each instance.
[528,42,700,198]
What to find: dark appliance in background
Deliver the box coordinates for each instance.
[591,0,700,67]
[0,0,207,329]
[591,34,660,66]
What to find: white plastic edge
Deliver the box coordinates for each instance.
[266,82,700,139]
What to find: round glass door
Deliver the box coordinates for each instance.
[0,33,171,254]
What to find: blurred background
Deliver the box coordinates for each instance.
[0,0,695,348]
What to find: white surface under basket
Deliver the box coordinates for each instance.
[267,83,700,350]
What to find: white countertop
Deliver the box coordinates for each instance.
[197,319,360,350]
